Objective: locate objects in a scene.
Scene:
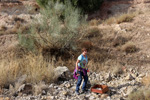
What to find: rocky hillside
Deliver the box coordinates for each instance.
[0,0,150,100]
[1,66,145,100]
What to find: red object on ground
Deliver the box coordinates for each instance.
[91,84,109,94]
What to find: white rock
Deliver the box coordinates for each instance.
[138,74,145,78]
[136,77,142,82]
[126,86,137,95]
[89,96,95,100]
[54,66,70,79]
[17,84,26,92]
[49,84,54,88]
[101,94,109,99]
[125,74,134,81]
[65,83,71,88]
[61,91,68,96]
[131,73,137,78]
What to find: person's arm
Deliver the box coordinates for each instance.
[76,59,80,71]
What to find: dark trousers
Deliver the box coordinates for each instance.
[76,70,88,92]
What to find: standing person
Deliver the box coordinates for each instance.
[75,48,88,95]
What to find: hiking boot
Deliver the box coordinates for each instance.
[75,91,80,95]
[84,88,89,91]
[81,90,86,94]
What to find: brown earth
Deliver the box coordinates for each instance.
[0,0,150,73]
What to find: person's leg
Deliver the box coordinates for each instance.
[76,71,82,93]
[82,75,88,91]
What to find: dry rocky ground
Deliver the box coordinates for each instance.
[0,66,145,100]
[0,0,150,100]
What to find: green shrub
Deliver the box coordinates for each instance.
[19,1,87,52]
[36,0,103,13]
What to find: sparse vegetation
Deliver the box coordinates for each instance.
[128,88,150,100]
[104,12,138,24]
[0,20,29,35]
[33,82,48,95]
[89,19,101,26]
[85,27,100,39]
[19,1,87,52]
[142,75,150,86]
[36,0,103,13]
[112,64,123,76]
[113,36,128,47]
[121,42,138,53]
[90,80,100,86]
[1,0,150,99]
[0,25,7,31]
[13,16,25,23]
[104,17,116,25]
[0,54,55,87]
[116,13,136,24]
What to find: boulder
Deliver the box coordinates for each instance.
[54,66,71,80]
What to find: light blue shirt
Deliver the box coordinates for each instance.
[78,54,88,68]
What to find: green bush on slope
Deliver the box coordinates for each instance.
[19,1,87,52]
[36,0,103,13]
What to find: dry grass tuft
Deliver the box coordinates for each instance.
[127,87,150,100]
[113,36,128,47]
[142,75,150,87]
[104,17,116,25]
[0,54,55,87]
[89,19,101,26]
[116,13,136,24]
[0,22,29,35]
[33,81,48,95]
[103,60,123,75]
[112,64,123,76]
[144,90,150,100]
[104,12,137,25]
[13,16,26,23]
[121,42,138,53]
[85,26,101,39]
[127,88,145,100]
[90,80,100,86]
[0,25,7,31]
[88,59,122,73]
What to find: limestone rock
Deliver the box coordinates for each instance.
[17,84,32,94]
[54,66,70,80]
[125,74,134,81]
[126,86,137,95]
[61,91,68,96]
[138,74,145,78]
[106,73,112,82]
[65,83,71,88]
[136,77,142,82]
[89,96,95,100]
[101,94,109,99]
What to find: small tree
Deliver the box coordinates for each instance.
[19,1,87,52]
